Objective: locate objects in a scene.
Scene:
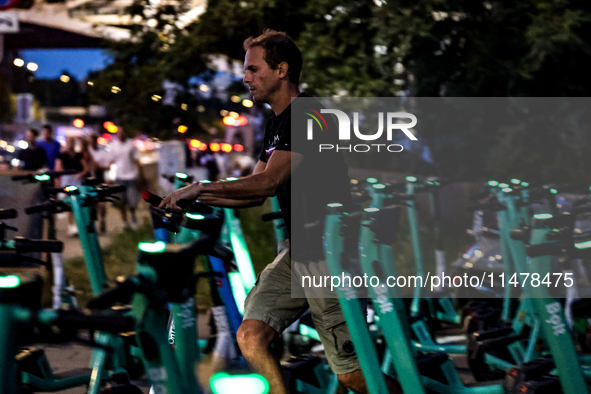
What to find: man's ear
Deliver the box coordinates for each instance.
[277,61,289,80]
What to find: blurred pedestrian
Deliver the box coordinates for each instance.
[55,137,89,236]
[17,129,48,171]
[110,127,140,230]
[37,124,61,171]
[199,146,220,181]
[88,135,111,233]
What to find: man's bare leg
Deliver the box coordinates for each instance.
[338,369,403,394]
[237,319,288,394]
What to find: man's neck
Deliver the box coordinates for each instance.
[269,85,301,116]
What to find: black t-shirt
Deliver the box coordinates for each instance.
[259,92,351,260]
[17,146,48,171]
[58,151,83,172]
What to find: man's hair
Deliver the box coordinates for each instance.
[42,124,52,134]
[29,128,39,138]
[243,30,303,85]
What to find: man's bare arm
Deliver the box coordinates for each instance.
[159,155,299,211]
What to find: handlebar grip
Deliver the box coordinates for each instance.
[526,242,569,258]
[141,191,192,209]
[571,204,591,215]
[87,281,135,310]
[465,202,505,212]
[11,174,32,181]
[262,211,283,222]
[25,201,56,215]
[161,174,175,182]
[97,184,126,199]
[14,237,63,253]
[0,209,18,220]
[55,309,135,333]
[391,193,414,201]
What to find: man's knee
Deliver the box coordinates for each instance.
[337,369,366,393]
[236,319,277,357]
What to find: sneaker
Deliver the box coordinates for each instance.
[130,216,139,231]
[68,224,78,237]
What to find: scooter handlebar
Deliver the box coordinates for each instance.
[0,209,18,220]
[14,237,63,253]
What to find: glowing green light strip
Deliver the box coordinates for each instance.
[511,179,521,185]
[65,186,78,192]
[175,172,188,179]
[488,181,499,187]
[210,372,270,394]
[138,241,166,253]
[550,188,558,194]
[533,213,553,220]
[406,176,417,182]
[575,240,591,250]
[34,174,50,181]
[186,213,204,220]
[327,203,343,208]
[499,183,509,188]
[0,275,20,288]
[521,182,529,187]
[502,188,512,193]
[366,178,378,184]
[364,207,380,212]
[372,184,386,189]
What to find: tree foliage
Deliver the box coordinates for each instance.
[90,0,591,183]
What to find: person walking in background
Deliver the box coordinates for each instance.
[17,128,48,171]
[88,134,111,233]
[37,124,62,171]
[55,137,90,236]
[199,146,220,181]
[110,127,141,230]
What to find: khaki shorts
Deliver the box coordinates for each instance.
[243,248,363,375]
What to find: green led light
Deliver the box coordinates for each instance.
[175,172,188,179]
[226,177,239,181]
[0,275,20,288]
[499,183,509,188]
[511,178,521,185]
[34,174,50,182]
[488,181,499,187]
[327,203,343,208]
[533,213,553,220]
[521,182,529,187]
[186,213,205,220]
[502,188,512,193]
[200,180,211,183]
[550,188,558,194]
[364,207,380,212]
[427,181,433,185]
[406,176,417,182]
[138,241,166,253]
[211,372,269,394]
[434,181,441,186]
[366,178,378,184]
[372,184,386,189]
[64,186,78,192]
[575,240,591,250]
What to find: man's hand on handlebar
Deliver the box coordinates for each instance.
[159,182,201,211]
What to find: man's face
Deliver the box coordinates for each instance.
[26,130,35,143]
[243,46,281,104]
[42,128,51,140]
